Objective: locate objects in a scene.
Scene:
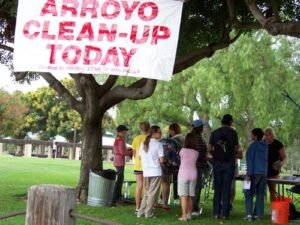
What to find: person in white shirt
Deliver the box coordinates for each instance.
[137,125,164,219]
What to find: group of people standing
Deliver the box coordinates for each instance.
[111,114,287,222]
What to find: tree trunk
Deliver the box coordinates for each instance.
[202,113,212,141]
[76,112,104,203]
[244,117,253,147]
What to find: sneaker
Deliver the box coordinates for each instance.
[145,213,155,218]
[191,211,200,216]
[187,213,192,220]
[137,212,144,218]
[174,199,180,205]
[245,215,252,222]
[135,209,139,214]
[178,217,187,222]
[213,215,219,219]
[253,215,262,221]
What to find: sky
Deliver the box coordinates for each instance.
[0,64,47,92]
[0,64,69,93]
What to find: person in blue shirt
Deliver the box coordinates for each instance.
[244,128,268,221]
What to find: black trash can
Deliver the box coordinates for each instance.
[87,169,116,207]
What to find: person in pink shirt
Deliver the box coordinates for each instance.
[178,133,199,221]
[112,125,133,205]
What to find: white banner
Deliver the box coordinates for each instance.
[13,0,183,81]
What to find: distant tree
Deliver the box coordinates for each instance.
[0,89,28,138]
[21,79,115,141]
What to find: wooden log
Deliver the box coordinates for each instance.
[25,185,76,225]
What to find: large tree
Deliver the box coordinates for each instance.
[0,0,299,202]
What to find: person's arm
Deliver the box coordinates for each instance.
[279,147,287,166]
[158,143,165,164]
[246,144,254,178]
[131,137,137,158]
[235,145,243,159]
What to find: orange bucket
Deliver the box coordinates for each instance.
[271,197,292,224]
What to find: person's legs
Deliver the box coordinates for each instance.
[162,175,171,208]
[255,175,267,218]
[244,178,254,217]
[173,170,179,202]
[213,162,223,217]
[135,173,143,210]
[220,162,234,218]
[112,166,125,203]
[180,196,188,221]
[192,167,202,212]
[138,177,149,217]
[144,176,161,217]
[267,176,278,202]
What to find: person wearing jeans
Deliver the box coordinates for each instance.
[208,114,240,219]
[112,125,133,205]
[213,161,235,218]
[244,128,268,221]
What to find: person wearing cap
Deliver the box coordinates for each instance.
[112,125,133,205]
[190,119,208,216]
[208,114,240,219]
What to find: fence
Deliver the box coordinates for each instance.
[0,185,121,225]
[0,138,114,161]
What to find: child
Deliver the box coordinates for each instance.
[244,128,268,221]
[178,133,199,221]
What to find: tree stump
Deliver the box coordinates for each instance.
[25,185,76,225]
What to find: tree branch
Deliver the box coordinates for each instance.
[226,0,235,20]
[174,31,241,74]
[70,74,86,100]
[270,0,279,21]
[39,72,84,113]
[0,43,13,52]
[100,79,157,111]
[244,0,300,38]
[98,75,119,97]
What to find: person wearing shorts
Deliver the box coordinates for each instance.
[131,121,150,213]
[178,133,199,221]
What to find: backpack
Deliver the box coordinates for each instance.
[212,133,233,161]
[160,138,181,171]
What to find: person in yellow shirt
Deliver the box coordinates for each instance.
[132,121,150,214]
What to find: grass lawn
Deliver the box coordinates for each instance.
[0,155,297,225]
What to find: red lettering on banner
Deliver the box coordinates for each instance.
[23,20,40,39]
[130,25,150,44]
[80,0,99,18]
[151,26,170,44]
[138,2,158,21]
[61,0,79,17]
[46,44,62,63]
[121,1,140,20]
[62,45,81,64]
[41,21,56,40]
[101,47,119,66]
[40,0,58,16]
[97,23,117,42]
[83,45,102,64]
[119,47,137,67]
[101,0,121,19]
[58,21,75,40]
[77,22,94,41]
[46,44,137,67]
